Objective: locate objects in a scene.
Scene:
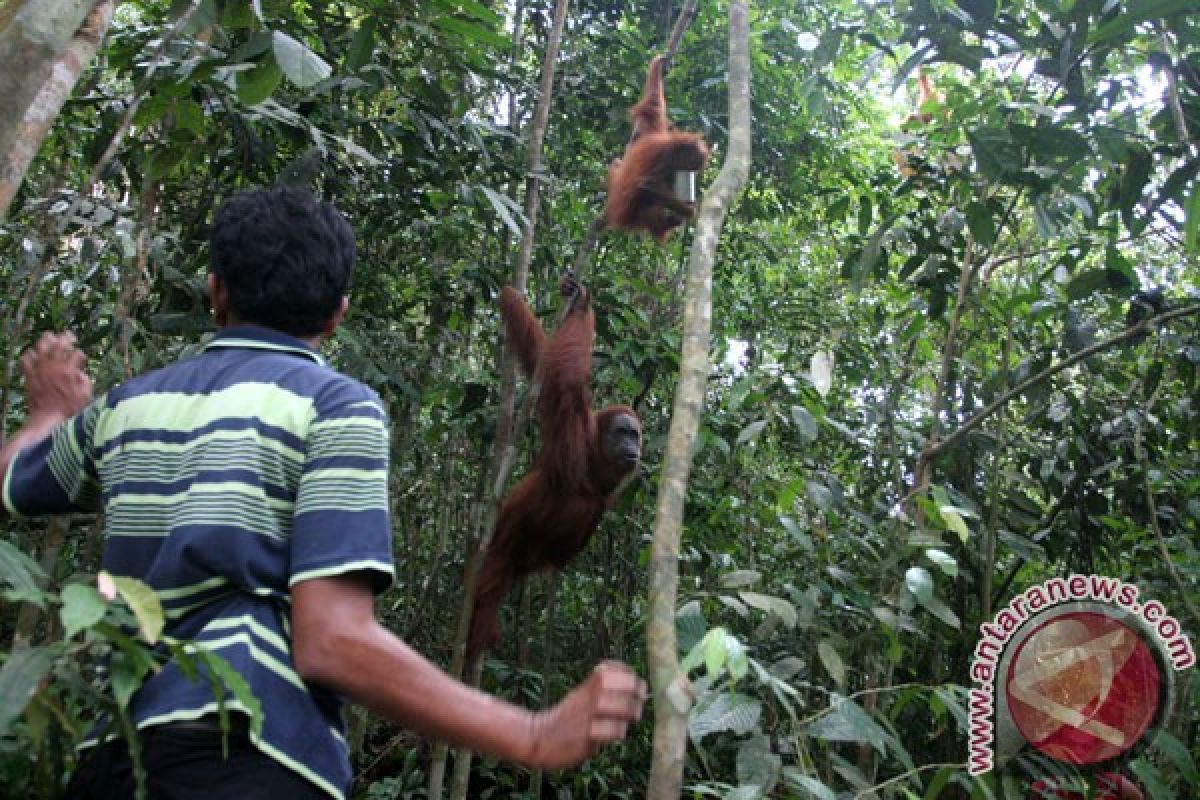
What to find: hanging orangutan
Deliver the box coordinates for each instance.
[467,277,642,660]
[603,54,710,242]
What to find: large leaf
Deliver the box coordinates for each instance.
[272,31,332,89]
[905,566,934,603]
[60,583,108,639]
[781,769,837,800]
[968,126,1025,182]
[721,569,762,589]
[805,694,893,753]
[237,57,283,106]
[740,591,798,629]
[0,539,46,594]
[790,406,818,442]
[111,575,164,645]
[737,735,781,795]
[0,645,62,734]
[688,690,762,740]
[345,18,377,71]
[817,640,846,686]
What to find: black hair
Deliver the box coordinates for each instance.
[209,187,355,336]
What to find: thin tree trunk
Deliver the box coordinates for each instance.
[0,0,114,219]
[646,3,751,798]
[0,0,101,218]
[10,516,72,650]
[427,4,571,796]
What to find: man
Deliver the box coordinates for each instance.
[0,187,646,799]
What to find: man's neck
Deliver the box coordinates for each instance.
[221,318,326,351]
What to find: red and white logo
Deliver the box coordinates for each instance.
[1005,609,1163,765]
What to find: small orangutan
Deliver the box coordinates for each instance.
[467,277,642,660]
[603,54,711,242]
[894,69,953,178]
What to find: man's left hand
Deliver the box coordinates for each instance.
[21,332,93,422]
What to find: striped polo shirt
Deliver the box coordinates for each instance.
[2,326,395,799]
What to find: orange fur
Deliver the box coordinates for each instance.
[468,287,641,659]
[603,55,710,242]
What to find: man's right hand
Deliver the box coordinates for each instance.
[21,332,92,421]
[526,661,647,770]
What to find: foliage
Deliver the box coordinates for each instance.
[0,0,1198,798]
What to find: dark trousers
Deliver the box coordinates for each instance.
[64,724,330,800]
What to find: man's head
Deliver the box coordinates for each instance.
[208,187,354,337]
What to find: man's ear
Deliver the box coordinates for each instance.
[207,273,230,327]
[322,296,349,336]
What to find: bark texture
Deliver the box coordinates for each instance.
[646,3,751,798]
[0,0,107,219]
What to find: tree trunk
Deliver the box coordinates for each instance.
[0,0,109,219]
[645,4,750,798]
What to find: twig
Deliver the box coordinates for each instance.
[852,762,965,799]
[1131,362,1200,630]
[921,304,1200,462]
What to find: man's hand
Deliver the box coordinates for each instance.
[527,661,647,770]
[21,332,92,422]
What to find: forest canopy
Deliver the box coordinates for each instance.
[0,1,1197,799]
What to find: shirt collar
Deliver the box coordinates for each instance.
[203,325,326,366]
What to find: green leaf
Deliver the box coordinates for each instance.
[478,186,523,238]
[432,16,510,51]
[721,569,762,589]
[941,508,970,542]
[925,548,958,577]
[817,640,845,686]
[112,576,164,645]
[0,645,62,734]
[1087,0,1195,44]
[736,420,767,446]
[173,98,205,136]
[968,126,1024,182]
[176,0,217,36]
[737,735,781,794]
[345,18,377,71]
[60,584,108,639]
[676,601,708,654]
[221,1,254,28]
[111,649,153,708]
[905,566,934,603]
[740,592,798,629]
[919,594,961,628]
[965,201,995,246]
[1185,183,1200,256]
[806,480,833,511]
[0,539,46,593]
[781,769,837,800]
[272,31,332,89]
[238,55,283,105]
[1066,267,1134,300]
[688,691,762,740]
[202,651,263,736]
[806,694,892,753]
[1128,755,1174,800]
[790,406,818,442]
[704,629,728,677]
[851,215,898,292]
[1152,732,1199,783]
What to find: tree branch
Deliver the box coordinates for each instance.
[921,304,1200,463]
